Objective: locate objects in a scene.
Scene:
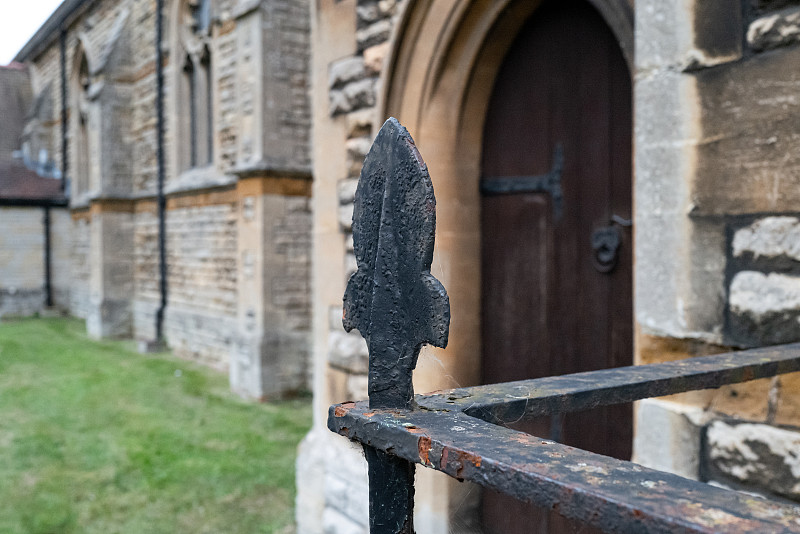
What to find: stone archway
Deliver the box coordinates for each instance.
[378,0,633,398]
[377,1,634,530]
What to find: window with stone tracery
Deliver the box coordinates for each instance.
[176,0,214,172]
[72,51,91,200]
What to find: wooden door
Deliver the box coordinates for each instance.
[480,1,632,532]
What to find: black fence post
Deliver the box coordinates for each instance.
[342,118,450,533]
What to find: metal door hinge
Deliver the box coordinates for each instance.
[481,144,564,221]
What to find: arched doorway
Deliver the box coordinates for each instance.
[479,1,632,532]
[379,0,633,530]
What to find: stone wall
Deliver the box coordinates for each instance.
[130,0,158,194]
[130,193,240,369]
[299,1,402,533]
[16,0,312,392]
[633,0,800,504]
[68,214,91,318]
[50,209,72,309]
[0,207,46,317]
[163,195,239,369]
[302,0,800,532]
[0,207,71,317]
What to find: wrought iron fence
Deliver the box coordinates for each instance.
[328,117,800,533]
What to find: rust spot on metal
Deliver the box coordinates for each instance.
[741,366,755,381]
[440,447,449,470]
[334,402,356,417]
[418,436,432,465]
[453,450,482,478]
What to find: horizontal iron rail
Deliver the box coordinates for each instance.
[415,344,800,425]
[329,344,800,533]
[333,118,800,532]
[329,405,800,533]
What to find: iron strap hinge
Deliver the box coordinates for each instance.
[480,143,564,220]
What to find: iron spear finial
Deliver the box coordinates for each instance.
[343,117,450,410]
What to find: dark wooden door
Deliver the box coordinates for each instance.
[480,1,632,532]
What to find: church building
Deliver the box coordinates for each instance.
[5,0,800,532]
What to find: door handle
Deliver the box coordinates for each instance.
[591,225,621,273]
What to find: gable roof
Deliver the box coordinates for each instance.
[0,161,66,204]
[13,0,97,63]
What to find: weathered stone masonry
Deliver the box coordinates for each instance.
[300,1,800,533]
[14,0,312,398]
[633,0,800,504]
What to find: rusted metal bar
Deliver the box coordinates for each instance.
[342,117,450,533]
[416,344,800,424]
[330,403,800,533]
[329,116,800,533]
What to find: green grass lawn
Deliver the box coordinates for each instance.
[0,317,312,534]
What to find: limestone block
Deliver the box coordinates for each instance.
[356,19,391,52]
[635,72,697,154]
[707,378,772,422]
[329,56,365,89]
[635,1,692,70]
[327,330,368,373]
[345,252,357,278]
[166,306,236,371]
[0,289,45,318]
[346,136,372,161]
[729,271,800,345]
[634,211,690,337]
[347,373,369,400]
[687,0,742,69]
[325,467,369,525]
[87,297,133,339]
[296,430,328,534]
[331,77,378,117]
[330,89,351,116]
[633,398,709,480]
[704,419,800,501]
[322,507,365,534]
[686,219,727,338]
[377,0,397,17]
[733,216,800,261]
[636,0,741,71]
[346,109,373,139]
[748,6,800,51]
[343,78,376,112]
[133,298,158,342]
[338,203,354,231]
[338,179,359,205]
[330,305,345,331]
[693,47,800,215]
[356,1,379,28]
[345,137,370,178]
[0,208,46,290]
[364,41,390,74]
[777,371,800,427]
[323,439,369,531]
